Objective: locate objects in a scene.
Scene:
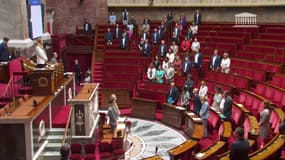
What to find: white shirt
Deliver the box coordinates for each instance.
[220,58,231,73]
[191,41,200,51]
[167,53,175,63]
[190,25,198,34]
[199,85,208,97]
[220,98,225,111]
[35,46,48,65]
[194,53,199,64]
[212,55,217,66]
[170,45,178,54]
[165,67,174,80]
[147,67,156,80]
[162,61,169,71]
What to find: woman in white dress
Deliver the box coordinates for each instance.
[220,52,231,74]
[191,37,200,52]
[211,86,223,112]
[190,22,198,35]
[199,80,208,98]
[35,39,48,68]
[166,48,175,64]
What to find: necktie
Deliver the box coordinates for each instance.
[150,69,152,78]
[184,63,187,72]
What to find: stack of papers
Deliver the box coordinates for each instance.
[195,152,205,158]
[176,106,186,110]
[117,123,126,130]
[193,117,201,121]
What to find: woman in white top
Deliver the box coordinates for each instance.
[166,48,175,64]
[212,86,223,112]
[220,52,231,74]
[162,57,169,71]
[190,22,198,35]
[147,63,156,81]
[198,80,208,97]
[164,63,175,83]
[191,37,200,52]
[35,39,48,68]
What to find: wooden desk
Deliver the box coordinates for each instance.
[161,103,185,129]
[184,112,204,140]
[220,121,232,141]
[218,140,255,160]
[100,88,130,109]
[143,155,164,160]
[132,97,158,120]
[194,141,225,160]
[9,97,46,117]
[0,63,9,83]
[168,140,198,160]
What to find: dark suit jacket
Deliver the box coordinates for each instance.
[120,37,129,49]
[158,44,167,57]
[168,86,179,104]
[182,61,192,74]
[173,27,180,37]
[140,32,149,40]
[105,32,113,42]
[223,96,233,120]
[152,32,160,44]
[210,55,221,70]
[83,22,92,33]
[193,53,203,68]
[230,139,250,160]
[143,43,151,56]
[194,13,202,25]
[193,94,202,114]
[0,43,9,62]
[114,27,122,38]
[186,30,193,40]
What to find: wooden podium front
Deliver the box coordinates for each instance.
[30,63,64,96]
[132,97,158,120]
[161,103,185,129]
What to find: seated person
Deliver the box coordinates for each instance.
[147,62,156,82]
[109,12,116,25]
[138,38,145,51]
[104,28,113,45]
[181,37,191,52]
[191,37,200,52]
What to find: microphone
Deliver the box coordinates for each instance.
[155,146,158,155]
[33,100,38,107]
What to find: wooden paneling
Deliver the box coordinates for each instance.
[101,88,130,109]
[131,97,157,120]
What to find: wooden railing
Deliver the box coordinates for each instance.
[108,0,285,7]
[61,107,73,145]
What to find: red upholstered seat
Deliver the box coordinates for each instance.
[71,143,82,154]
[99,142,113,159]
[279,94,285,111]
[70,154,83,160]
[254,83,266,96]
[251,98,261,113]
[84,143,95,159]
[264,87,274,99]
[238,92,247,104]
[257,102,265,116]
[111,139,125,158]
[244,95,253,108]
[232,106,242,126]
[84,156,95,160]
[208,110,220,129]
[271,75,283,86]
[243,117,250,139]
[272,90,283,105]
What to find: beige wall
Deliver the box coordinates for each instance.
[0,0,29,39]
[50,0,108,34]
[109,7,285,24]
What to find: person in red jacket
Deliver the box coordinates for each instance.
[181,37,191,53]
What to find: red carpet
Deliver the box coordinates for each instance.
[52,105,71,128]
[0,84,6,97]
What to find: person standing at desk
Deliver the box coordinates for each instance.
[35,39,48,68]
[222,91,233,121]
[74,59,82,84]
[108,94,120,130]
[50,52,58,64]
[230,127,250,160]
[0,37,10,62]
[83,19,92,34]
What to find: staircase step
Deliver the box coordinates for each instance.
[41,151,60,160]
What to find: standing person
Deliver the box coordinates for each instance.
[0,37,10,62]
[120,33,129,50]
[122,9,129,25]
[108,94,120,131]
[198,80,208,98]
[191,37,200,52]
[168,82,179,105]
[182,57,192,76]
[181,87,190,111]
[105,28,113,45]
[164,63,175,83]
[155,65,164,84]
[173,55,182,74]
[142,39,151,57]
[74,59,82,84]
[158,40,168,57]
[211,86,223,112]
[109,12,117,25]
[114,24,122,39]
[259,101,271,148]
[222,91,233,121]
[193,50,203,78]
[35,39,48,68]
[153,55,161,69]
[220,52,231,74]
[209,49,221,72]
[193,9,202,25]
[230,127,250,160]
[193,88,202,114]
[50,52,58,64]
[147,62,156,82]
[184,74,194,97]
[200,96,210,138]
[190,22,198,35]
[152,28,160,45]
[181,37,191,53]
[170,41,179,55]
[83,19,92,34]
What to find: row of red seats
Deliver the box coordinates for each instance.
[258,33,285,41]
[254,82,285,111]
[198,36,245,49]
[199,30,252,43]
[238,90,266,116]
[231,66,265,82]
[269,74,285,89]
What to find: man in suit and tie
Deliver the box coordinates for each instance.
[168,82,179,105]
[158,40,167,57]
[186,27,193,40]
[120,33,129,50]
[173,23,180,40]
[114,24,121,39]
[222,91,233,121]
[0,37,10,62]
[194,9,202,25]
[141,30,149,41]
[193,88,202,115]
[193,50,203,78]
[83,19,92,34]
[152,28,160,45]
[182,57,192,76]
[105,28,113,45]
[122,8,129,25]
[143,39,151,57]
[209,49,221,71]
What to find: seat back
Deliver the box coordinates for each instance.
[71,143,82,154]
[99,142,113,153]
[84,143,95,154]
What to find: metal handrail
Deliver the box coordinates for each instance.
[61,107,73,145]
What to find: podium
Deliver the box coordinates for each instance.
[69,83,99,138]
[30,63,64,96]
[161,103,185,128]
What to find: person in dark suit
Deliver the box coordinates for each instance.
[158,40,167,57]
[193,88,202,114]
[105,28,113,45]
[83,19,92,34]
[108,94,120,130]
[230,127,250,160]
[222,91,233,121]
[182,57,192,76]
[157,26,165,40]
[74,59,82,84]
[209,49,221,71]
[152,28,160,45]
[120,33,129,49]
[184,74,194,97]
[168,82,179,105]
[142,39,151,57]
[141,30,149,41]
[0,37,10,62]
[114,24,121,39]
[194,9,202,25]
[186,28,193,40]
[193,50,203,78]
